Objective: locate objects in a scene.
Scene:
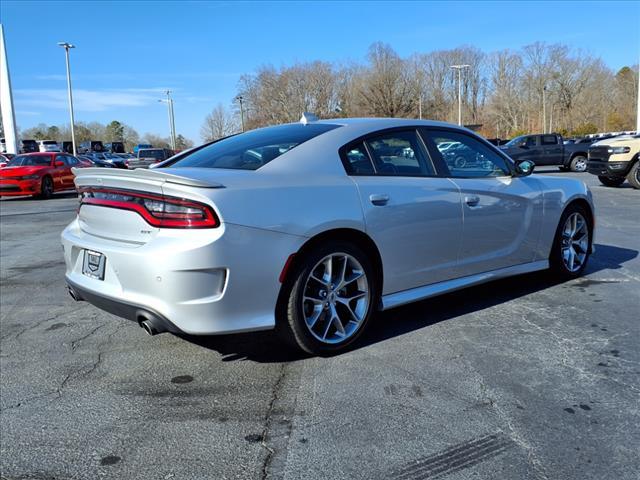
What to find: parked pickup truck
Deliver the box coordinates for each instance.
[587,135,640,189]
[499,133,597,172]
[127,148,173,169]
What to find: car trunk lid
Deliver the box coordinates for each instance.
[72,167,224,244]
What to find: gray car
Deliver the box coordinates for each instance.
[62,117,595,355]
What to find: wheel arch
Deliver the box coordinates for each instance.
[276,227,384,319]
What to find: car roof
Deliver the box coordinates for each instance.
[315,117,460,129]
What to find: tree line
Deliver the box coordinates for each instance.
[203,41,638,141]
[16,120,193,152]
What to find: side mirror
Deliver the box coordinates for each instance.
[515,159,535,176]
[55,161,64,167]
[518,142,528,149]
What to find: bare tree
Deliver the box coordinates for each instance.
[201,104,238,141]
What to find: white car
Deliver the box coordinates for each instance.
[37,140,61,152]
[62,117,595,355]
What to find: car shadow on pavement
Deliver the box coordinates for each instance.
[182,243,638,363]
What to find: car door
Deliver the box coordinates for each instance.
[343,129,463,295]
[541,134,563,165]
[56,155,74,188]
[422,128,544,277]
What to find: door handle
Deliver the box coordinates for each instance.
[465,195,480,207]
[369,194,390,206]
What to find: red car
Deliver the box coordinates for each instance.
[0,152,89,198]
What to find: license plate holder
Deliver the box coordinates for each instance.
[82,250,106,280]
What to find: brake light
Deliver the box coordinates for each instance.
[78,187,219,228]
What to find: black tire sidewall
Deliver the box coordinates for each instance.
[40,177,53,199]
[282,241,377,355]
[626,161,640,189]
[549,204,592,279]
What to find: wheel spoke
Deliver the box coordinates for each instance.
[323,257,333,284]
[306,305,323,329]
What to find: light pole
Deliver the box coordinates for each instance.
[542,85,547,134]
[159,91,176,150]
[450,64,470,126]
[235,95,245,132]
[57,42,76,156]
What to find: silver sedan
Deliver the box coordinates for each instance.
[62,118,595,354]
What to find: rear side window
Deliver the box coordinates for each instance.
[364,130,434,176]
[541,135,558,145]
[342,142,375,175]
[169,123,340,170]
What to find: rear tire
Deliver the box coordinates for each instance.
[279,241,377,355]
[570,155,587,172]
[626,161,640,189]
[598,176,625,187]
[549,204,592,280]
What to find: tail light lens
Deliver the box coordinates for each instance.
[78,187,219,228]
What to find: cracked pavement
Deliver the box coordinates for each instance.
[1,171,639,479]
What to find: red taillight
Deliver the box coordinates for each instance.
[78,187,219,229]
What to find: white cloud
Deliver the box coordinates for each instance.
[16,110,41,116]
[14,88,165,112]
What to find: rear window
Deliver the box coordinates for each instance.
[8,155,52,166]
[42,141,58,145]
[138,150,165,160]
[168,123,340,170]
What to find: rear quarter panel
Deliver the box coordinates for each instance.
[533,175,595,259]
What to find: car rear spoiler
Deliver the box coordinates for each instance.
[71,167,225,188]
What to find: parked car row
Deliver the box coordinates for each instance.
[0,147,179,198]
[0,152,92,198]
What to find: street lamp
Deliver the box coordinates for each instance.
[235,95,245,132]
[450,64,470,126]
[57,42,76,156]
[158,91,176,150]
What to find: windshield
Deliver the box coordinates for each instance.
[168,123,340,170]
[504,135,525,147]
[8,154,52,166]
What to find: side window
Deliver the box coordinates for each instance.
[66,156,79,166]
[342,142,375,175]
[425,130,511,178]
[541,135,558,146]
[524,136,537,147]
[364,130,433,176]
[56,155,69,165]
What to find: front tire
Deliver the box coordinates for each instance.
[570,156,587,172]
[626,161,640,189]
[598,176,625,187]
[280,242,377,355]
[39,176,54,199]
[549,205,592,279]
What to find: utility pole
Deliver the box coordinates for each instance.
[637,63,640,133]
[58,42,76,155]
[159,91,176,150]
[235,95,245,132]
[542,85,547,134]
[0,25,18,154]
[450,64,470,126]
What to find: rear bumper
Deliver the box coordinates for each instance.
[66,278,180,333]
[61,217,306,335]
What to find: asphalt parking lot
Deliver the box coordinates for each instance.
[1,169,638,480]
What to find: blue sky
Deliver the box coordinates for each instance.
[2,0,639,141]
